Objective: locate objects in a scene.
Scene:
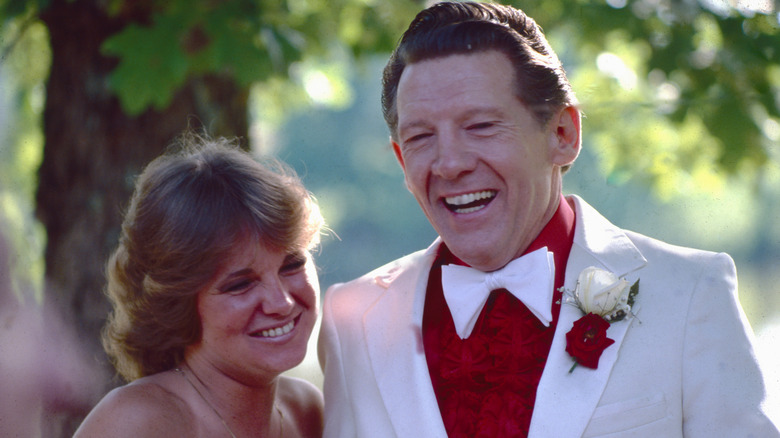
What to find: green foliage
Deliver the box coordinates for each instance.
[102,19,190,113]
[0,16,49,299]
[8,0,776,186]
[512,0,780,193]
[0,0,40,17]
[99,0,419,115]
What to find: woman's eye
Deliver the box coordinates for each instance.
[281,255,307,276]
[219,279,255,294]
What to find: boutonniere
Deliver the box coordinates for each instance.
[560,267,639,373]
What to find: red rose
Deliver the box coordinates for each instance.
[565,313,615,369]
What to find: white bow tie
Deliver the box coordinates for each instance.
[441,247,555,339]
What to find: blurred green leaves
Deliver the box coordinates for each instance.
[0,16,48,299]
[511,0,780,196]
[8,0,775,191]
[97,0,419,115]
[102,18,190,113]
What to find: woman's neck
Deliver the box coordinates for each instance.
[178,357,283,437]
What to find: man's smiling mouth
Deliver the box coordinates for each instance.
[444,190,496,213]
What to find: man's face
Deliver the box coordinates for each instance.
[392,50,578,271]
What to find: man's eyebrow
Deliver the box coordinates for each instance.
[459,106,504,119]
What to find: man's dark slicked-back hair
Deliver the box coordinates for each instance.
[381,1,577,140]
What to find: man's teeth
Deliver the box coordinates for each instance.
[444,190,495,213]
[456,205,484,213]
[259,320,295,338]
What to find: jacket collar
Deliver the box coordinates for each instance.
[528,195,647,437]
[364,239,448,437]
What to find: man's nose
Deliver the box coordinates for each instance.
[431,132,476,180]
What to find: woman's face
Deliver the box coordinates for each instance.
[189,237,319,381]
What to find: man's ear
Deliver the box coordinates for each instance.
[391,139,415,192]
[549,106,581,167]
[391,138,405,171]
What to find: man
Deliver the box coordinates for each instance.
[318,2,779,437]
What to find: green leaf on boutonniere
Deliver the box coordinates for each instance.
[627,279,639,308]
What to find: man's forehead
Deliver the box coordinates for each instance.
[397,54,516,107]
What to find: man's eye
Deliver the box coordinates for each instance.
[469,122,495,130]
[406,133,432,143]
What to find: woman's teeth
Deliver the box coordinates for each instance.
[259,320,295,338]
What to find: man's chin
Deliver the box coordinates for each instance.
[444,241,511,272]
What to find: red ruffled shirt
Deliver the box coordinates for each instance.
[423,196,576,437]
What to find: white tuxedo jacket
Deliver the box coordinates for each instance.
[318,196,778,437]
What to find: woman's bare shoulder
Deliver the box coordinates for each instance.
[74,374,195,438]
[278,376,324,438]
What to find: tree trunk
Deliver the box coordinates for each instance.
[36,1,248,435]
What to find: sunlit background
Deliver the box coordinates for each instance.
[1,0,778,435]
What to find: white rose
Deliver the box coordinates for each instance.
[575,266,631,318]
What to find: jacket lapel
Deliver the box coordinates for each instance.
[363,239,449,437]
[529,196,647,437]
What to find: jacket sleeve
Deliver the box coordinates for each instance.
[681,252,779,437]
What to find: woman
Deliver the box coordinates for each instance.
[74,134,325,437]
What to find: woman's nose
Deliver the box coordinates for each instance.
[260,278,295,316]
